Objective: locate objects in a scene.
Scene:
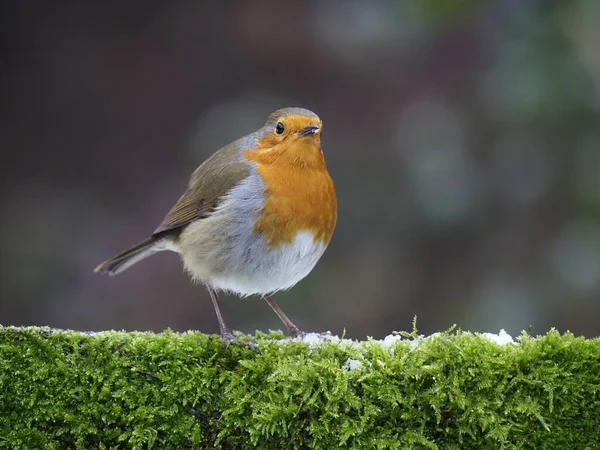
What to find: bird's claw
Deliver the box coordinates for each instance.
[220,330,261,352]
[289,330,306,339]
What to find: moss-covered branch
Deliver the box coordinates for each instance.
[1,327,599,449]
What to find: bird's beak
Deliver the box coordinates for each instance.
[298,125,320,137]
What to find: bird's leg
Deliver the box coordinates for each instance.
[262,294,303,338]
[207,286,236,345]
[208,287,259,350]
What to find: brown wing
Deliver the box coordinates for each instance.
[152,144,251,236]
[152,190,208,235]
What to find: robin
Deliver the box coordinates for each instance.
[95,107,337,344]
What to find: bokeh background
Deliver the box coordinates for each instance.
[2,1,600,339]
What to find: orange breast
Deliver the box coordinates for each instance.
[245,138,337,248]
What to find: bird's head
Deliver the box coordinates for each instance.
[247,107,325,169]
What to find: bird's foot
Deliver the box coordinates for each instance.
[219,329,260,351]
[288,326,305,339]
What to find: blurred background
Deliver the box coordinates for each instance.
[2,1,600,339]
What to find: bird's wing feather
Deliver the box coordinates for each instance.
[153,141,251,236]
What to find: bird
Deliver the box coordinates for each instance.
[95,107,337,344]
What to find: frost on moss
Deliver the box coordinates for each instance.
[1,326,599,449]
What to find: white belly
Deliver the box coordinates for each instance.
[176,170,328,296]
[209,230,325,295]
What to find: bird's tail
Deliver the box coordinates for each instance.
[94,237,163,276]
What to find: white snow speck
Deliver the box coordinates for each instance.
[480,329,514,345]
[293,331,355,346]
[381,334,404,348]
[344,358,363,371]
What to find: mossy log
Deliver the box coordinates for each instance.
[1,327,599,449]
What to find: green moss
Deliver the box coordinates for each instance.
[1,327,599,449]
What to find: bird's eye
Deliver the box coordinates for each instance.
[275,122,285,135]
